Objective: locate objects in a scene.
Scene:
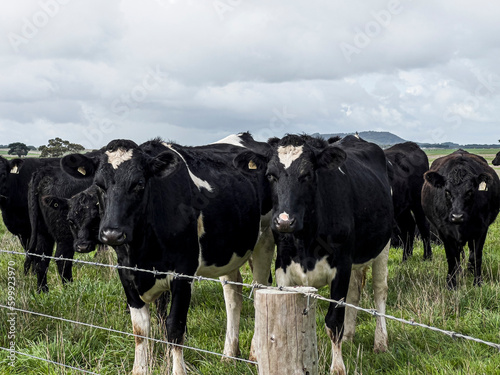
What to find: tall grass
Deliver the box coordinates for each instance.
[1,150,500,374]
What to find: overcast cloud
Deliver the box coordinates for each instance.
[1,0,499,149]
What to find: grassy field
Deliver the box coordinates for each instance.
[0,150,499,374]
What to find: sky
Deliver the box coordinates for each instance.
[1,0,499,149]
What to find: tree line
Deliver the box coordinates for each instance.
[3,138,85,158]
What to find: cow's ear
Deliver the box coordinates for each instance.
[424,171,446,188]
[233,151,268,173]
[477,173,491,191]
[61,154,98,179]
[149,150,181,178]
[267,137,281,148]
[8,159,24,174]
[317,146,346,170]
[42,196,68,211]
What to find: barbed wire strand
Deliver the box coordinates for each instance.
[2,248,500,352]
[0,346,100,375]
[0,304,257,366]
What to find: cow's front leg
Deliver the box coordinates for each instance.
[130,304,151,375]
[220,269,243,360]
[468,232,486,286]
[167,278,192,375]
[444,242,462,289]
[343,267,365,342]
[371,241,389,353]
[326,264,351,375]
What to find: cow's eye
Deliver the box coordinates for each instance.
[465,190,473,199]
[445,190,452,200]
[132,179,145,192]
[299,173,313,183]
[266,173,278,183]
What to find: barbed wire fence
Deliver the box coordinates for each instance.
[1,248,499,375]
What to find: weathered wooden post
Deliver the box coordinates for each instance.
[254,287,318,375]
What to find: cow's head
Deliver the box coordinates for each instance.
[424,166,492,225]
[61,140,181,246]
[493,151,500,166]
[264,135,346,233]
[41,187,101,253]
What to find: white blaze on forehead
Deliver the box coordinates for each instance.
[211,134,245,148]
[278,145,304,169]
[279,212,290,221]
[106,148,134,169]
[163,143,214,192]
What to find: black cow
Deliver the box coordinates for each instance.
[0,156,60,274]
[492,151,500,166]
[384,142,432,261]
[236,134,394,374]
[60,137,272,375]
[28,164,93,292]
[422,150,500,289]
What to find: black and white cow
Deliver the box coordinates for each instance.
[0,156,60,275]
[236,134,393,375]
[384,142,432,261]
[492,151,500,166]
[28,164,94,292]
[422,150,500,289]
[60,138,272,375]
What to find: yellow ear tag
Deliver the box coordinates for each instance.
[10,165,19,174]
[478,181,487,191]
[78,167,87,175]
[248,160,257,170]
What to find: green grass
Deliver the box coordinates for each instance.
[0,149,499,374]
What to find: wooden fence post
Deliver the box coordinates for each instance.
[254,287,318,375]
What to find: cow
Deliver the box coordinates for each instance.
[28,163,94,292]
[492,151,500,166]
[0,155,60,275]
[235,134,394,375]
[384,142,432,261]
[60,137,273,375]
[422,149,500,289]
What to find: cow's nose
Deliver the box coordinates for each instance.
[275,212,296,233]
[100,229,126,246]
[451,213,464,223]
[75,242,94,253]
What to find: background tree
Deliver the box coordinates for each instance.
[8,142,29,157]
[38,138,85,157]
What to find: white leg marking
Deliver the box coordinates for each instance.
[343,267,366,341]
[220,270,243,359]
[278,145,304,169]
[327,326,346,375]
[372,240,390,353]
[130,305,151,375]
[106,148,134,169]
[171,346,187,375]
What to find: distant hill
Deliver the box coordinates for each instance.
[313,131,407,146]
[313,131,500,149]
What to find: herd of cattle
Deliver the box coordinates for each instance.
[1,133,500,375]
